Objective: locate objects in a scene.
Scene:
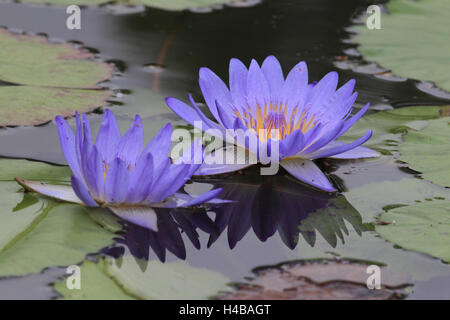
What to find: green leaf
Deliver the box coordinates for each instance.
[0,29,113,126]
[0,182,52,253]
[54,259,134,300]
[17,0,234,11]
[0,29,112,88]
[344,178,450,221]
[0,159,70,182]
[398,117,450,187]
[0,200,115,277]
[376,200,450,262]
[338,106,441,152]
[104,253,229,299]
[353,0,450,91]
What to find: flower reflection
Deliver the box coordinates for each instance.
[204,166,366,249]
[103,207,218,263]
[103,167,365,263]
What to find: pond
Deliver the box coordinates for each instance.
[0,0,449,299]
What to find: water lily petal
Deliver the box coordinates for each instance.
[95,109,121,164]
[280,61,308,117]
[116,114,144,168]
[301,120,344,155]
[337,102,370,137]
[199,67,233,121]
[328,144,380,159]
[105,157,129,204]
[308,131,374,159]
[71,175,99,207]
[280,129,305,158]
[108,206,158,231]
[280,158,336,192]
[306,71,338,115]
[261,55,284,103]
[247,59,271,111]
[126,152,154,203]
[195,145,256,175]
[15,177,84,205]
[55,116,82,180]
[182,188,223,207]
[229,58,248,112]
[146,164,190,203]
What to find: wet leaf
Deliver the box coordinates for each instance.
[376,200,450,263]
[54,259,134,300]
[104,253,229,299]
[0,200,115,277]
[338,106,441,152]
[0,159,70,182]
[0,29,113,126]
[353,0,450,91]
[398,117,450,187]
[220,259,410,300]
[345,178,450,221]
[17,0,236,11]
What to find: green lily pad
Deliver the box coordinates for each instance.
[338,106,441,152]
[0,196,115,277]
[344,178,450,221]
[105,254,229,299]
[0,29,113,126]
[0,158,71,183]
[17,0,235,11]
[376,200,450,263]
[0,182,53,253]
[398,117,450,187]
[353,0,450,91]
[54,259,134,300]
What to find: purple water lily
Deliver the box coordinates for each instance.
[16,109,225,231]
[165,56,379,192]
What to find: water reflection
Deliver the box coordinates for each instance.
[105,167,366,262]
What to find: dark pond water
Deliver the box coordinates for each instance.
[0,0,450,299]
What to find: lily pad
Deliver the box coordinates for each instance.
[0,159,71,182]
[353,0,450,91]
[338,106,441,152]
[345,178,450,221]
[398,117,450,187]
[17,0,238,11]
[0,197,115,277]
[104,253,229,299]
[0,29,113,126]
[54,259,134,300]
[376,200,450,263]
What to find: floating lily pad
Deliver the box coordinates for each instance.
[104,253,229,299]
[345,178,450,221]
[220,259,410,299]
[376,200,450,263]
[17,0,237,11]
[0,158,70,182]
[338,106,441,152]
[398,117,450,187]
[0,29,113,126]
[0,198,114,277]
[54,259,134,300]
[353,0,450,91]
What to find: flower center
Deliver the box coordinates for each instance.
[234,103,316,142]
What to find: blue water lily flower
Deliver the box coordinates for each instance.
[16,109,226,231]
[165,56,380,192]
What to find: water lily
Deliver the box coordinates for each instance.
[165,56,379,192]
[16,109,226,231]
